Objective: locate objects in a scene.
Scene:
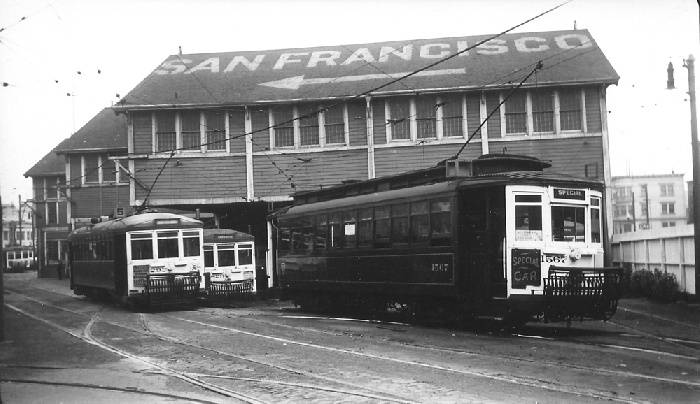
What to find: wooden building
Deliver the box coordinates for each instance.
[113,30,619,284]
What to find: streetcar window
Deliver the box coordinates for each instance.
[314,215,327,251]
[329,213,342,249]
[391,204,410,245]
[238,244,253,266]
[430,199,451,245]
[182,231,200,257]
[410,201,430,243]
[130,233,153,260]
[204,245,215,268]
[374,206,390,248]
[157,231,179,258]
[357,208,373,247]
[551,206,585,242]
[343,211,357,248]
[515,195,542,203]
[278,228,291,255]
[218,244,235,267]
[591,198,601,243]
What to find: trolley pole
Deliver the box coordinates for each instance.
[684,54,700,296]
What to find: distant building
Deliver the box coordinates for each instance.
[611,174,687,234]
[2,202,33,248]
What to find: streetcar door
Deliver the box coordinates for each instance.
[506,186,545,297]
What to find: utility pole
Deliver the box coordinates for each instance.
[684,54,700,296]
[18,195,22,246]
[1,193,4,341]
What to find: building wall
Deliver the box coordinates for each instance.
[29,175,70,276]
[70,186,130,218]
[611,174,687,233]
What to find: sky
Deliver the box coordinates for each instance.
[0,0,699,204]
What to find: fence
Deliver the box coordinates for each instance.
[610,224,696,295]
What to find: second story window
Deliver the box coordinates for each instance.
[84,155,100,183]
[155,111,176,152]
[324,104,345,145]
[272,106,294,147]
[298,104,319,146]
[505,92,527,134]
[388,98,410,140]
[415,95,437,139]
[531,90,554,132]
[660,183,674,197]
[661,202,675,215]
[181,111,201,150]
[205,110,226,151]
[441,94,463,137]
[559,89,582,131]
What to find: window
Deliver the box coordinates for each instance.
[441,94,463,137]
[374,206,390,247]
[130,233,153,260]
[324,105,345,144]
[662,221,677,228]
[388,98,410,140]
[182,231,200,257]
[238,244,254,265]
[410,201,430,243]
[47,202,58,224]
[551,206,585,242]
[155,111,176,152]
[430,199,451,245]
[46,240,59,262]
[531,90,554,132]
[204,245,215,268]
[343,211,357,248]
[329,213,342,249]
[272,106,294,147]
[661,202,675,215]
[205,110,226,150]
[103,159,117,183]
[181,110,201,150]
[505,92,527,134]
[391,204,410,245]
[660,183,674,197]
[591,197,601,243]
[218,244,235,266]
[298,104,319,146]
[278,228,291,255]
[157,231,179,258]
[314,215,327,251]
[559,89,581,131]
[357,208,373,247]
[84,155,100,183]
[415,95,437,139]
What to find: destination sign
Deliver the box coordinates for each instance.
[553,188,585,200]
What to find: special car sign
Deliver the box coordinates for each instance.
[511,248,542,289]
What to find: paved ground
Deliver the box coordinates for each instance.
[1,271,699,403]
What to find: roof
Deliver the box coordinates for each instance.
[203,228,255,243]
[116,29,618,109]
[68,212,202,239]
[55,108,127,154]
[24,147,66,177]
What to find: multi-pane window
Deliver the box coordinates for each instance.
[155,111,176,152]
[298,104,320,146]
[442,94,463,137]
[84,155,100,183]
[410,201,430,243]
[415,96,437,139]
[374,206,391,247]
[357,208,373,247]
[238,244,254,265]
[130,233,154,260]
[388,98,410,140]
[205,110,226,150]
[661,202,675,215]
[551,205,585,242]
[204,245,215,267]
[102,156,116,183]
[314,215,327,251]
[591,197,601,243]
[218,244,236,266]
[343,211,357,248]
[47,202,58,224]
[181,110,201,150]
[662,221,677,228]
[505,92,527,134]
[559,89,582,131]
[157,231,179,258]
[324,105,345,144]
[531,90,554,132]
[182,231,200,257]
[391,204,410,245]
[272,106,295,147]
[430,199,451,245]
[660,183,674,196]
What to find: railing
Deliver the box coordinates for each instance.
[204,273,255,299]
[610,224,696,295]
[146,272,201,305]
[543,266,622,321]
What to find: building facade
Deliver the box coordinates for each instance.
[611,174,688,234]
[2,202,33,249]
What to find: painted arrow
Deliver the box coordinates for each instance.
[259,68,467,90]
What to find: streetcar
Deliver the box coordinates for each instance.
[68,212,204,307]
[269,154,622,325]
[202,228,257,298]
[3,246,35,272]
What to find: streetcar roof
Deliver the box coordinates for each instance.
[274,171,602,218]
[68,212,202,239]
[203,228,255,243]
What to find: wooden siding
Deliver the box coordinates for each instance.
[71,186,130,218]
[132,111,152,154]
[489,136,604,180]
[374,143,481,178]
[347,101,366,146]
[372,99,386,145]
[134,156,247,201]
[253,149,367,197]
[250,108,269,152]
[585,87,602,133]
[229,110,246,153]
